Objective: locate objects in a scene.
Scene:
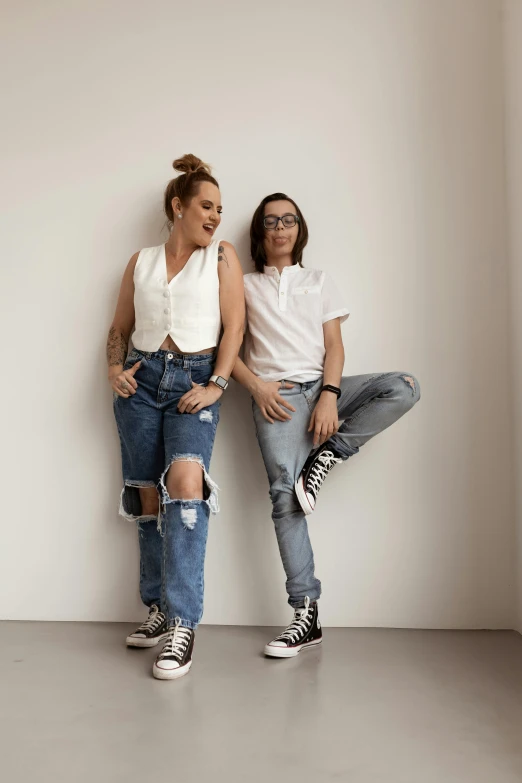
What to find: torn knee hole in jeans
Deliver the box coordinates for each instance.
[159,454,220,518]
[137,518,158,536]
[199,410,213,423]
[119,480,158,523]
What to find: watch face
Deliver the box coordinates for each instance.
[212,375,227,389]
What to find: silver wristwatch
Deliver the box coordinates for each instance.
[210,375,229,391]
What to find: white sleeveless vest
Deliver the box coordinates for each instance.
[133,240,221,352]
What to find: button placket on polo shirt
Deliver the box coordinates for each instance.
[278,268,287,312]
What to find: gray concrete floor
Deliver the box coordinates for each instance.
[1,623,522,783]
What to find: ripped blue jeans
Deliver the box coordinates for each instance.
[113,348,220,630]
[253,372,420,609]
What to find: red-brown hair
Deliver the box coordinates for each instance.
[164,154,219,225]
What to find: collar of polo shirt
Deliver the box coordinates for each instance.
[264,264,301,276]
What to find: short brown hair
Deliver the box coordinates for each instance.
[164,154,219,225]
[250,193,309,273]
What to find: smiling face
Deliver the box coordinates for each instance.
[262,200,299,262]
[173,181,222,247]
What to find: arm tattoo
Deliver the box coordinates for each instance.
[218,244,230,268]
[107,326,128,366]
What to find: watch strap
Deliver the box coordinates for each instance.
[321,384,341,399]
[210,374,229,391]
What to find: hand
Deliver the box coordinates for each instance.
[308,393,339,447]
[178,382,223,414]
[253,380,296,423]
[110,361,142,398]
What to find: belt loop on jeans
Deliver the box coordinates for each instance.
[183,357,190,370]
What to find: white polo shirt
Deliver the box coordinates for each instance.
[243,264,349,383]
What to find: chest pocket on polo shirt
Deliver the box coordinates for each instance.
[290,285,322,319]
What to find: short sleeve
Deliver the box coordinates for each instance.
[321,272,350,324]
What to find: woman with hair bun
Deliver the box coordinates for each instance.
[107,154,244,680]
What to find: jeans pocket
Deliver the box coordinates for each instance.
[190,364,214,386]
[124,355,146,372]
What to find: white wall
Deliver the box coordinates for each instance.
[0,0,515,628]
[504,0,522,633]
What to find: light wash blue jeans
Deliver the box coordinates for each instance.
[114,348,220,630]
[252,372,420,608]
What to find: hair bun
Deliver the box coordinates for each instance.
[172,153,211,176]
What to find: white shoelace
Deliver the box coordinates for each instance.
[137,605,164,633]
[307,450,342,494]
[276,597,312,644]
[158,620,191,661]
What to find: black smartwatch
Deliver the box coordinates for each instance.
[210,375,229,391]
[321,384,341,399]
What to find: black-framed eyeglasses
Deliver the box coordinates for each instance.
[263,213,300,230]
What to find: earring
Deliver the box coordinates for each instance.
[177,213,183,219]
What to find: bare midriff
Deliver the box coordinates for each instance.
[159,334,215,354]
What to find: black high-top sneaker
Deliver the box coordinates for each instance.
[264,597,322,658]
[152,619,195,680]
[126,604,169,648]
[295,442,343,515]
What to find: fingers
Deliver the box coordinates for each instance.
[271,407,291,421]
[261,404,293,423]
[122,372,138,391]
[178,384,204,414]
[179,401,198,414]
[314,421,326,447]
[177,390,190,407]
[314,421,338,447]
[119,378,136,394]
[267,404,291,422]
[278,396,296,413]
[112,361,141,399]
[178,395,196,414]
[112,381,131,399]
[114,388,131,399]
[177,389,196,413]
[114,372,137,397]
[331,419,340,437]
[183,396,205,414]
[185,383,209,413]
[262,394,293,420]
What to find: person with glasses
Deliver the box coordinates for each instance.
[232,192,420,658]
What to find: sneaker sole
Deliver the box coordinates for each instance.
[126,632,169,648]
[152,660,192,680]
[264,637,323,658]
[294,477,314,515]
